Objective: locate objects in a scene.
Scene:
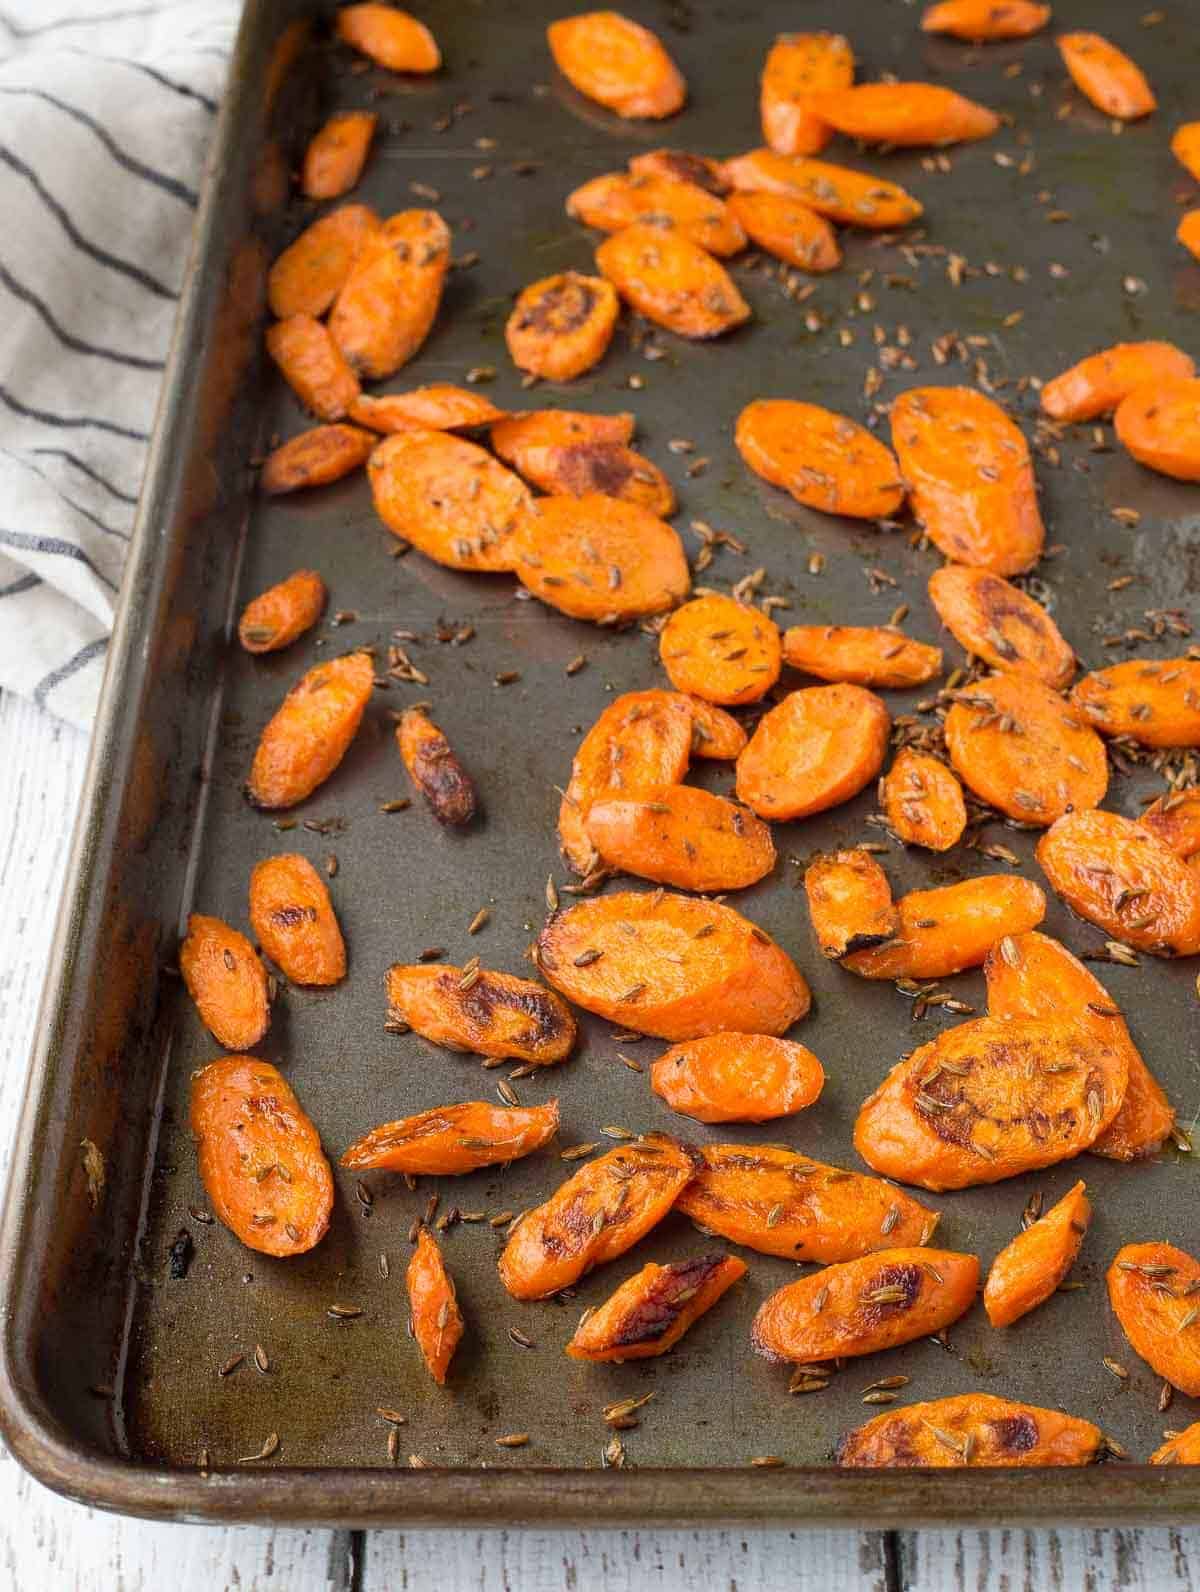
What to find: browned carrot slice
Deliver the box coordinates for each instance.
[329,209,450,380]
[535,889,811,1040]
[494,423,675,515]
[760,32,853,157]
[782,625,941,688]
[493,409,636,452]
[837,1392,1102,1467]
[984,1181,1090,1327]
[721,148,923,229]
[808,83,999,146]
[260,424,375,494]
[944,673,1108,826]
[880,749,968,852]
[1114,378,1200,480]
[1072,659,1200,749]
[386,963,577,1064]
[1058,32,1155,121]
[891,387,1044,575]
[301,110,377,200]
[498,1136,696,1299]
[1041,342,1195,423]
[349,384,506,434]
[567,173,746,256]
[336,4,440,71]
[928,565,1074,688]
[584,783,775,891]
[246,650,375,810]
[408,1228,462,1386]
[921,1,1050,40]
[191,1056,332,1257]
[659,593,782,705]
[595,224,750,339]
[267,204,380,319]
[651,1034,823,1124]
[842,875,1046,980]
[1152,1423,1200,1466]
[1176,210,1200,262]
[396,705,478,826]
[1140,789,1200,859]
[249,853,346,986]
[1109,1243,1200,1395]
[505,272,620,381]
[737,399,904,520]
[546,11,686,120]
[628,149,729,193]
[752,1248,979,1363]
[736,684,890,820]
[341,1099,559,1174]
[238,568,326,653]
[367,429,532,571]
[180,914,270,1051]
[511,493,690,622]
[1172,123,1200,182]
[565,1254,746,1361]
[684,697,748,759]
[266,315,360,421]
[726,191,840,272]
[804,849,898,960]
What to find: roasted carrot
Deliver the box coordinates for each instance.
[1176,210,1200,262]
[1072,660,1200,749]
[807,83,999,146]
[1058,31,1155,121]
[842,875,1046,980]
[721,148,923,230]
[260,424,375,495]
[1040,341,1194,424]
[565,1254,746,1362]
[1036,808,1200,957]
[853,1015,1129,1189]
[246,650,374,809]
[249,854,346,986]
[890,387,1044,575]
[752,1248,979,1363]
[498,1135,696,1299]
[1151,1423,1200,1466]
[735,684,890,821]
[349,384,506,434]
[628,149,729,193]
[804,850,898,960]
[386,963,577,1064]
[396,705,478,826]
[658,593,782,706]
[1172,123,1200,182]
[191,1056,333,1257]
[238,568,326,653]
[1114,377,1200,480]
[1140,788,1200,860]
[180,914,270,1051]
[511,493,690,622]
[760,32,854,157]
[408,1228,462,1386]
[492,409,636,453]
[546,11,686,120]
[782,625,942,688]
[505,272,620,382]
[266,315,360,421]
[944,673,1108,826]
[566,172,746,257]
[367,429,532,571]
[301,110,377,200]
[684,696,748,759]
[725,191,840,272]
[736,399,905,520]
[341,1099,559,1174]
[984,1180,1091,1328]
[497,437,674,516]
[837,1392,1102,1468]
[595,224,750,339]
[651,1034,824,1124]
[1108,1243,1200,1396]
[267,204,380,319]
[675,1144,937,1261]
[329,209,450,380]
[920,1,1050,40]
[535,889,811,1041]
[336,4,440,72]
[880,749,968,853]
[584,783,776,892]
[928,565,1074,688]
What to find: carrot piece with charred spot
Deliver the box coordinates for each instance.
[1072,659,1200,749]
[1058,31,1155,121]
[807,83,999,146]
[721,148,923,230]
[651,1034,824,1124]
[1140,789,1200,860]
[628,149,729,194]
[566,172,746,257]
[260,424,375,495]
[1109,1243,1200,1396]
[329,209,450,381]
[928,566,1075,688]
[566,1254,746,1362]
[585,783,775,892]
[496,425,675,515]
[984,1181,1091,1328]
[1114,378,1200,481]
[921,1,1050,40]
[180,914,270,1052]
[837,1392,1102,1468]
[726,191,840,272]
[760,32,853,157]
[843,875,1046,980]
[505,272,620,382]
[736,684,890,821]
[493,410,636,453]
[349,384,506,434]
[737,399,905,520]
[396,705,478,826]
[267,204,381,319]
[546,11,686,120]
[342,1099,559,1175]
[595,224,750,339]
[249,854,346,986]
[1173,124,1200,182]
[238,568,326,654]
[659,593,782,706]
[246,651,375,810]
[301,110,377,200]
[266,315,360,421]
[782,626,942,689]
[1041,342,1194,424]
[684,697,747,759]
[511,494,690,622]
[1152,1422,1200,1466]
[336,4,440,72]
[805,850,898,961]
[408,1228,462,1386]
[386,963,577,1065]
[880,749,967,853]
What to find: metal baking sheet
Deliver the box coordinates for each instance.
[2,0,1200,1528]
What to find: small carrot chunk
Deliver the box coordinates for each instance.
[505,272,620,382]
[721,148,923,230]
[238,568,326,653]
[566,1254,745,1362]
[726,191,840,272]
[566,172,746,257]
[1140,789,1200,859]
[246,651,374,810]
[260,424,374,495]
[760,32,854,157]
[984,1180,1091,1328]
[267,204,380,319]
[1152,1422,1200,1466]
[921,1,1050,40]
[595,223,750,339]
[546,11,686,120]
[341,1099,559,1175]
[1041,341,1195,424]
[842,875,1046,980]
[928,565,1074,688]
[585,783,774,892]
[396,705,478,826]
[651,1034,824,1124]
[249,853,346,986]
[181,914,270,1051]
[535,889,810,1041]
[736,684,890,821]
[336,4,440,72]
[386,963,577,1064]
[408,1228,462,1386]
[1109,1243,1200,1396]
[737,399,905,520]
[659,593,782,706]
[807,82,999,146]
[511,493,690,622]
[191,1056,332,1257]
[498,1136,695,1299]
[628,149,729,193]
[1115,377,1200,480]
[1172,123,1200,182]
[880,749,967,853]
[837,1392,1102,1468]
[499,436,674,516]
[891,386,1044,575]
[329,209,450,380]
[1175,210,1200,262]
[782,625,941,688]
[349,384,506,434]
[1058,31,1155,121]
[752,1248,979,1363]
[301,110,377,200]
[1072,659,1200,749]
[945,673,1108,826]
[805,850,899,960]
[685,697,747,759]
[266,315,360,421]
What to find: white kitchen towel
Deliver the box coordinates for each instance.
[0,0,238,729]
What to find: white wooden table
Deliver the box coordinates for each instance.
[1,684,1198,1590]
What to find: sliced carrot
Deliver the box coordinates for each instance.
[737,399,905,520]
[396,705,478,826]
[651,1034,824,1124]
[248,853,346,986]
[1151,1422,1200,1466]
[837,1392,1102,1468]
[736,684,890,820]
[191,1056,332,1257]
[341,1099,559,1174]
[843,875,1046,980]
[565,1254,746,1362]
[782,625,941,688]
[752,1248,979,1363]
[760,32,854,157]
[498,1135,696,1299]
[266,315,360,421]
[1140,789,1200,859]
[329,209,450,380]
[349,384,506,434]
[246,651,375,809]
[505,272,620,381]
[658,593,782,706]
[1115,377,1200,480]
[1058,31,1155,121]
[804,849,898,960]
[546,11,686,120]
[921,1,1050,40]
[408,1228,462,1386]
[1109,1243,1200,1396]
[1036,808,1200,956]
[880,749,968,853]
[1041,341,1195,423]
[535,889,811,1040]
[721,148,924,230]
[180,914,270,1051]
[726,191,840,272]
[511,493,690,622]
[628,149,729,193]
[684,696,747,759]
[1172,123,1200,182]
[336,4,440,71]
[493,409,635,453]
[928,565,1074,688]
[566,172,746,257]
[808,83,999,146]
[890,387,1044,575]
[595,224,750,339]
[301,110,377,200]
[386,963,577,1064]
[584,783,775,892]
[1177,211,1200,264]
[1072,659,1200,749]
[499,438,674,516]
[267,204,380,319]
[944,673,1108,826]
[984,1180,1090,1327]
[366,429,532,571]
[238,568,326,653]
[260,424,374,494]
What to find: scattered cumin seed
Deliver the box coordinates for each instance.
[328,1303,363,1320]
[253,1343,269,1374]
[467,906,490,934]
[496,1432,529,1448]
[489,1210,514,1228]
[1102,1356,1129,1379]
[218,1353,244,1378]
[508,1326,535,1349]
[237,1433,280,1463]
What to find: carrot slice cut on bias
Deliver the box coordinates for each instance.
[721,148,923,230]
[1040,341,1194,423]
[737,399,905,520]
[984,1180,1090,1327]
[928,565,1074,688]
[396,705,479,827]
[260,424,375,494]
[659,593,782,705]
[736,684,890,821]
[807,83,999,146]
[804,849,898,960]
[505,272,620,381]
[181,915,270,1052]
[1058,31,1156,121]
[498,435,674,516]
[329,209,450,381]
[238,568,326,653]
[1114,378,1200,481]
[628,149,729,193]
[651,1034,824,1124]
[760,32,854,157]
[880,748,967,852]
[567,172,746,256]
[341,1099,559,1174]
[595,224,750,339]
[782,625,941,688]
[921,1,1050,40]
[566,1254,746,1362]
[386,964,577,1064]
[1072,659,1200,749]
[349,384,506,434]
[726,191,840,272]
[249,853,346,986]
[837,1392,1102,1468]
[585,783,775,892]
[301,110,377,200]
[493,409,635,453]
[336,4,440,72]
[267,204,381,319]
[408,1228,462,1386]
[511,493,690,622]
[547,11,686,120]
[842,875,1046,980]
[246,650,375,810]
[1109,1243,1200,1396]
[266,315,360,421]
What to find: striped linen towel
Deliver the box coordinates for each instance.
[0,0,238,729]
